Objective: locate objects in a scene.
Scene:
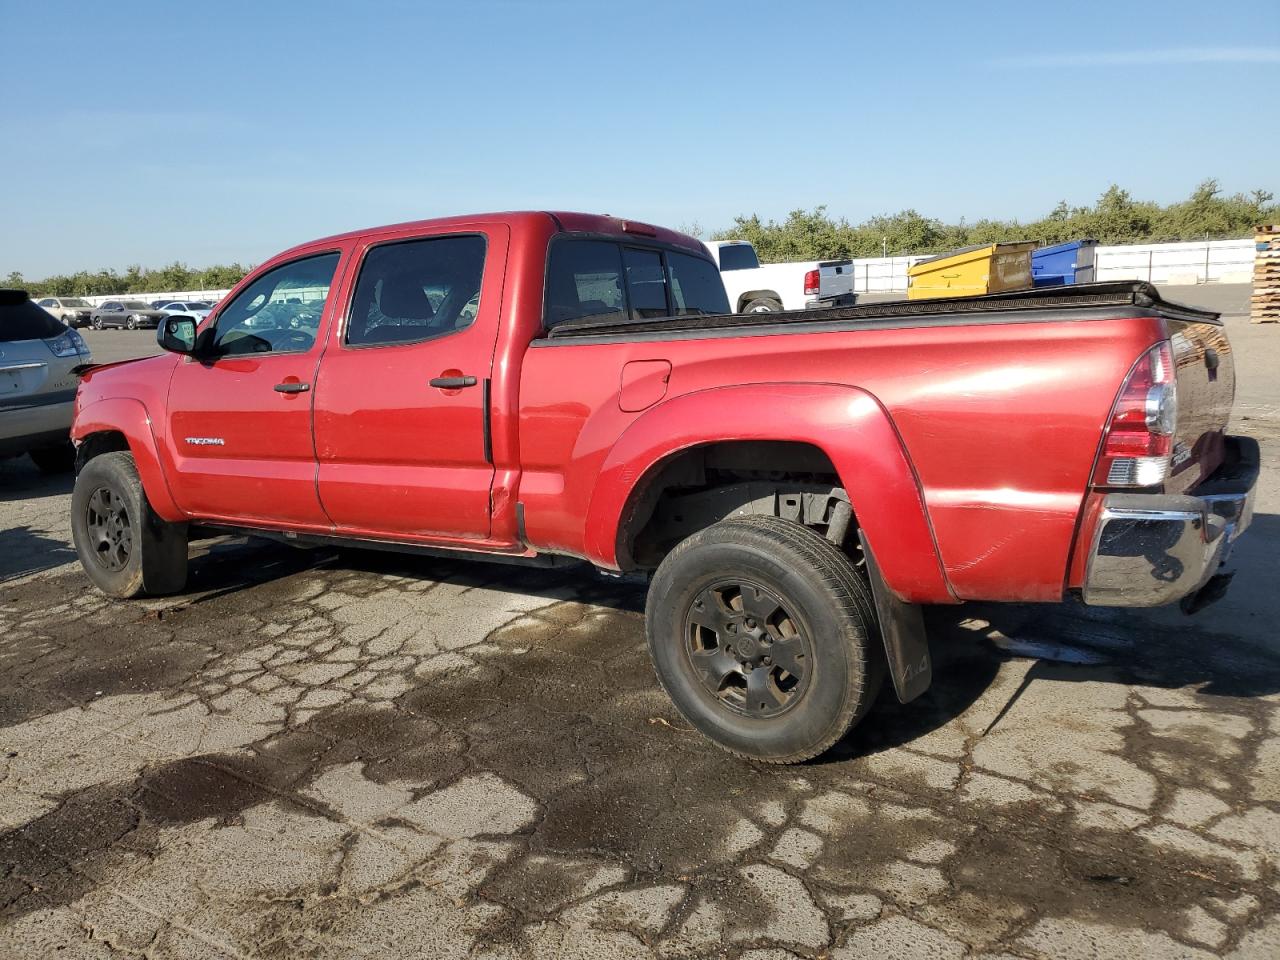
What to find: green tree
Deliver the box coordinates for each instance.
[711,180,1279,263]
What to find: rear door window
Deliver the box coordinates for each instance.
[622,248,668,319]
[346,235,488,347]
[668,252,730,317]
[544,240,627,329]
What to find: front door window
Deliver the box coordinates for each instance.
[209,253,340,355]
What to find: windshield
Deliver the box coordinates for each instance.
[717,244,760,271]
[123,301,151,310]
[63,298,89,307]
[185,302,210,309]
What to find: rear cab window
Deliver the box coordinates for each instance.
[622,248,668,319]
[543,238,727,330]
[717,244,760,271]
[669,252,730,317]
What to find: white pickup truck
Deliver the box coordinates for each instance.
[703,240,856,314]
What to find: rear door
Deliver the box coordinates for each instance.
[163,250,345,526]
[311,223,508,540]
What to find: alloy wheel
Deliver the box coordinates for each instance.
[684,579,813,718]
[85,486,132,571]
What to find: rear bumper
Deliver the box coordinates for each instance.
[805,293,857,309]
[1083,436,1258,607]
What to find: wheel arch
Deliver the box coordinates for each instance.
[736,290,783,312]
[585,382,954,604]
[73,398,183,520]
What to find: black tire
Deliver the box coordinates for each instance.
[742,297,783,314]
[125,316,137,330]
[29,441,75,474]
[92,317,103,330]
[646,515,883,764]
[71,451,188,598]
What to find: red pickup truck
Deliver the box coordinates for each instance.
[70,211,1257,763]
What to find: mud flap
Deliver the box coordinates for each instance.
[858,531,931,703]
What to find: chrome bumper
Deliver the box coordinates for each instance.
[1083,436,1258,607]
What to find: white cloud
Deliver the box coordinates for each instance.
[990,47,1280,68]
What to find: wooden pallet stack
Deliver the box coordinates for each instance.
[1254,225,1280,323]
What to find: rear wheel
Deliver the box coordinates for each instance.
[71,451,188,598]
[30,441,75,474]
[742,297,783,314]
[646,515,882,763]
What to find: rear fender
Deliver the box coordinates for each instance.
[585,382,954,604]
[73,397,182,521]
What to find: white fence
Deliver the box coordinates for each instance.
[839,238,1255,293]
[1093,239,1254,285]
[79,289,232,308]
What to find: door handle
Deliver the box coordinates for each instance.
[274,381,311,393]
[429,375,477,389]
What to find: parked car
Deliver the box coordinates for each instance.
[36,297,94,328]
[157,301,213,320]
[1,289,91,472]
[89,300,167,330]
[69,211,1256,763]
[703,239,855,313]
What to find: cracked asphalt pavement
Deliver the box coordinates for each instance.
[2,285,1280,958]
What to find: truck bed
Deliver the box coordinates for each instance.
[543,281,1220,341]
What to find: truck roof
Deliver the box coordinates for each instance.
[290,211,706,258]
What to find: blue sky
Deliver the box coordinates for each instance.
[3,0,1277,277]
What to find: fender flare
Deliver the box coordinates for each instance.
[737,290,783,311]
[73,397,183,521]
[584,382,954,604]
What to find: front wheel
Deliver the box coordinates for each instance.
[92,317,103,330]
[71,451,188,598]
[645,515,882,763]
[125,316,137,330]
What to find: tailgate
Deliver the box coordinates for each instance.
[817,260,854,299]
[1167,318,1235,493]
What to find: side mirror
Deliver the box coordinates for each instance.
[157,315,198,354]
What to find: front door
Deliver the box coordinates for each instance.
[164,250,344,527]
[311,225,508,540]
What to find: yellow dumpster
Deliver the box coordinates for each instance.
[906,241,1036,300]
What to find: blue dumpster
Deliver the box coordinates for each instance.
[1031,240,1097,286]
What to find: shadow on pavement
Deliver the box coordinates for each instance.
[826,512,1280,761]
[0,461,73,504]
[0,526,77,582]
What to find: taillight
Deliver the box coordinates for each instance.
[803,269,820,296]
[1093,341,1178,487]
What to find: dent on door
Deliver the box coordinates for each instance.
[619,360,671,412]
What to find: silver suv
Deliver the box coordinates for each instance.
[1,290,92,472]
[36,297,94,329]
